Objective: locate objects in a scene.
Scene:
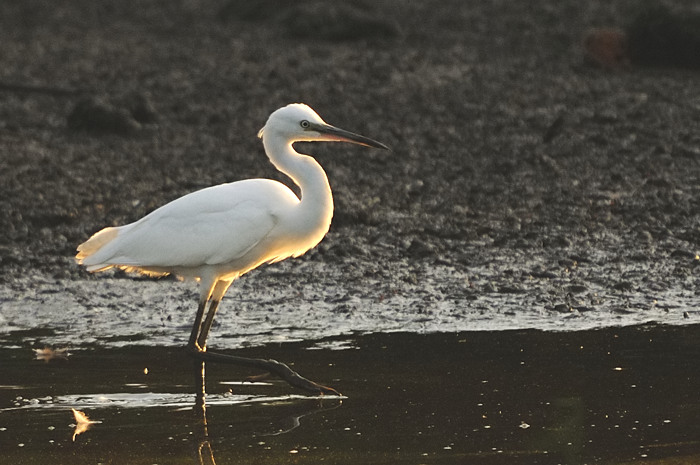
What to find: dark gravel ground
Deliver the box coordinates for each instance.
[1,0,700,341]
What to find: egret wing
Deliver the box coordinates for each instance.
[94,180,297,269]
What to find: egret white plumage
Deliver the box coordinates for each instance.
[76,103,388,394]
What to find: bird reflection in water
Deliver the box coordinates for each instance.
[71,407,100,442]
[190,360,343,464]
[193,361,216,465]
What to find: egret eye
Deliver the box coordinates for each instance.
[300,120,310,129]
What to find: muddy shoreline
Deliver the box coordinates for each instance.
[1,0,700,340]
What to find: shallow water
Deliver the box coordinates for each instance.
[1,325,700,464]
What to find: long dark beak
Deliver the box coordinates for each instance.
[310,122,390,150]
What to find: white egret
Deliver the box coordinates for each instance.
[76,103,388,395]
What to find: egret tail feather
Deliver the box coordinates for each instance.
[76,227,118,262]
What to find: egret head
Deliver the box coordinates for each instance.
[258,103,389,150]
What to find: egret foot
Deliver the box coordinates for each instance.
[186,345,340,396]
[243,370,340,396]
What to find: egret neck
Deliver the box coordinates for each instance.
[261,132,333,246]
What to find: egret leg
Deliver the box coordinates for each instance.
[193,279,230,350]
[196,298,221,349]
[188,298,208,350]
[185,282,340,395]
[189,276,219,351]
[192,349,340,396]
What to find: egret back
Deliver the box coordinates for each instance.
[75,179,312,278]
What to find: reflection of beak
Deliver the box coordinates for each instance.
[309,122,390,150]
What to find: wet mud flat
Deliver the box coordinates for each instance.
[1,0,700,322]
[1,325,700,464]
